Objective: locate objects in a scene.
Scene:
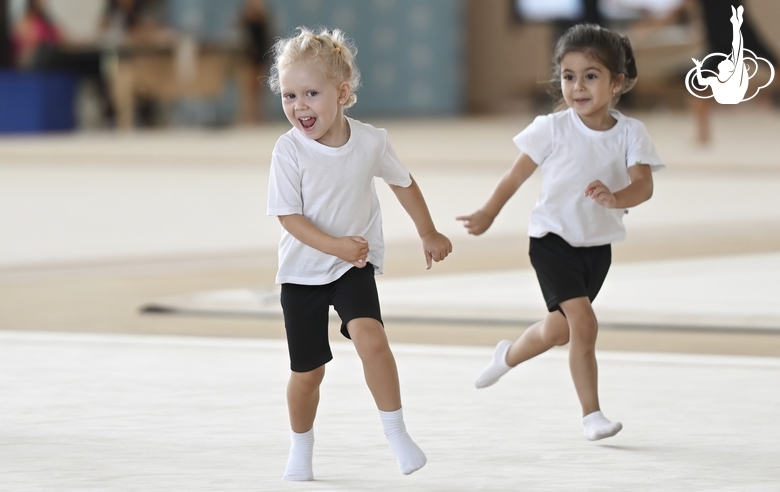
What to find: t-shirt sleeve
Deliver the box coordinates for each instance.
[377,133,412,187]
[267,145,303,217]
[512,115,553,166]
[626,120,665,172]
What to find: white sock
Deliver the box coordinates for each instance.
[475,340,513,388]
[582,410,623,441]
[379,408,427,475]
[283,428,314,481]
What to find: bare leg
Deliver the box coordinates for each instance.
[348,318,426,474]
[506,310,570,366]
[559,297,621,440]
[287,365,325,433]
[690,96,711,144]
[475,311,569,388]
[284,366,325,481]
[347,318,401,411]
[559,297,600,416]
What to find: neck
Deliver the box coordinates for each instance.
[316,115,350,147]
[575,108,617,131]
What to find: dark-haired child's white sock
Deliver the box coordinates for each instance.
[582,410,622,441]
[283,428,314,481]
[475,340,513,388]
[379,408,427,475]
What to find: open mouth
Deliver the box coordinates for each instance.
[574,98,590,104]
[299,116,316,130]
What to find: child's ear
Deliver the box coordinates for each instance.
[338,81,351,104]
[613,73,625,93]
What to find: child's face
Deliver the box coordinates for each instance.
[560,51,623,126]
[279,61,351,147]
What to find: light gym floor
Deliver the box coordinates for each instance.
[2,107,779,490]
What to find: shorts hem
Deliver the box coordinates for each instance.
[340,315,384,339]
[546,292,589,312]
[291,354,332,373]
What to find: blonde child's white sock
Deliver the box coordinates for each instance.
[379,408,427,475]
[475,340,513,388]
[582,410,622,441]
[283,428,314,481]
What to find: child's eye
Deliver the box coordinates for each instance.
[587,74,597,80]
[283,93,295,100]
[307,90,318,97]
[563,75,573,81]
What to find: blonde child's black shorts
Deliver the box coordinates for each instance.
[529,233,611,314]
[280,263,383,373]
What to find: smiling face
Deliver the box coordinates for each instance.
[560,51,624,130]
[279,61,351,147]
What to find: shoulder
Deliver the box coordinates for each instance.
[528,109,572,133]
[348,118,389,156]
[614,111,649,134]
[272,129,301,161]
[349,117,387,141]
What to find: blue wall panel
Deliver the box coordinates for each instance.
[267,0,465,117]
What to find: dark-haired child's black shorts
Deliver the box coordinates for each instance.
[529,233,611,314]
[280,263,383,373]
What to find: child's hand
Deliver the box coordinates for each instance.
[585,180,617,208]
[335,236,370,268]
[420,230,452,270]
[456,210,494,236]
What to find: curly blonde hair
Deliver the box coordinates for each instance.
[268,26,361,108]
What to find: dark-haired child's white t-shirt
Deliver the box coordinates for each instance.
[267,117,412,285]
[513,108,664,247]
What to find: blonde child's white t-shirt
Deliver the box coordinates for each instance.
[513,108,664,247]
[267,117,412,285]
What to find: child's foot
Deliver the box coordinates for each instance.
[475,340,513,388]
[582,410,622,441]
[283,429,314,481]
[379,408,427,475]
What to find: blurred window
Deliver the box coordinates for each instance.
[514,0,684,22]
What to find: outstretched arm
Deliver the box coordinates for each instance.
[457,152,538,235]
[585,164,654,209]
[389,176,452,269]
[278,214,369,268]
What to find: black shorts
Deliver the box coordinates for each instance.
[529,233,611,314]
[280,263,383,373]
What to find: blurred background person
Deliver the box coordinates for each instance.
[10,0,114,126]
[691,0,776,144]
[629,0,778,144]
[101,0,171,46]
[10,0,61,68]
[238,0,271,124]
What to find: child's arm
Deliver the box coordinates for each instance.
[388,175,452,270]
[585,164,653,209]
[278,214,369,268]
[457,153,538,235]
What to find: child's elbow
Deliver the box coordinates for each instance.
[643,181,654,201]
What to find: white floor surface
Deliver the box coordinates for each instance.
[1,331,779,491]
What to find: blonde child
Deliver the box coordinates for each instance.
[267,27,452,480]
[457,24,664,441]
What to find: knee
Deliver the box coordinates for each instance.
[290,366,325,391]
[542,322,570,346]
[569,317,598,348]
[348,319,389,358]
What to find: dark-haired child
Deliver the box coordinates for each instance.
[458,23,664,441]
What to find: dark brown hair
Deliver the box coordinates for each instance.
[550,23,638,111]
